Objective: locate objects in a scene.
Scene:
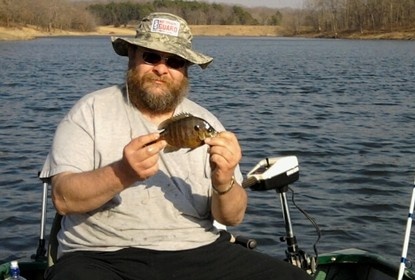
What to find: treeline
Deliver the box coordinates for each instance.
[1,0,414,35]
[87,0,281,26]
[0,0,282,32]
[302,0,415,34]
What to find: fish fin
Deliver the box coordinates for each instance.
[163,144,181,153]
[158,112,194,130]
[159,129,166,137]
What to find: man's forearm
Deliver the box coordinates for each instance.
[51,160,134,215]
[211,182,247,226]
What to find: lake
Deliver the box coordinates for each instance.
[0,36,414,265]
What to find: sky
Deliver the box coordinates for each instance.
[203,0,304,8]
[74,0,304,9]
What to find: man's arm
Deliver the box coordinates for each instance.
[52,133,166,215]
[205,132,247,226]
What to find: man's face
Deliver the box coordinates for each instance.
[126,47,189,114]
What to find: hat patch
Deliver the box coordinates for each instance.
[151,18,180,37]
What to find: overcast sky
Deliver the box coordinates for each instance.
[75,0,304,9]
[203,0,304,8]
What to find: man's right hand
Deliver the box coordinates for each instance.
[119,132,167,183]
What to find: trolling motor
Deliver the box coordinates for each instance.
[243,156,317,274]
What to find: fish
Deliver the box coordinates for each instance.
[158,113,218,152]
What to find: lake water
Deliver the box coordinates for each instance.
[0,36,414,265]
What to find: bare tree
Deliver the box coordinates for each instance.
[303,0,414,34]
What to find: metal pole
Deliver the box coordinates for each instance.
[277,186,305,269]
[279,191,297,252]
[40,182,48,240]
[32,180,48,260]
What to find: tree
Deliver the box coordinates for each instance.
[303,0,415,34]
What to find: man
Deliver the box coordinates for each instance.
[40,12,312,280]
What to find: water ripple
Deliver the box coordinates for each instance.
[1,37,414,263]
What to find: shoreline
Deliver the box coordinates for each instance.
[0,25,286,40]
[1,25,414,41]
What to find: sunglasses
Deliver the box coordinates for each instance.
[142,51,187,70]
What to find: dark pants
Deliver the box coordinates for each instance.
[44,232,312,280]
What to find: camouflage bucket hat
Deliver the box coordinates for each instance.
[111,12,213,69]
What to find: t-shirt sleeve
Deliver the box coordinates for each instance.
[39,98,95,179]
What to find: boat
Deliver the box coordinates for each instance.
[2,156,415,280]
[2,248,415,280]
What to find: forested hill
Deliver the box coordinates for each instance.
[1,0,414,37]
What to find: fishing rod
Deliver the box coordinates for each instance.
[397,177,415,280]
[243,156,318,274]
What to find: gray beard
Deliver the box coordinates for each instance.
[126,69,189,114]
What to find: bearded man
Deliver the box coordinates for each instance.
[40,12,312,280]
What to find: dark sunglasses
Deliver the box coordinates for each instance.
[142,51,187,69]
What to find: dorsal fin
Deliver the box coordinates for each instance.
[158,112,194,130]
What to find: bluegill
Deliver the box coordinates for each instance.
[158,113,218,152]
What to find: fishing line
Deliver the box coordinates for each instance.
[123,84,134,140]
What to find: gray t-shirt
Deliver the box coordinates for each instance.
[40,85,242,257]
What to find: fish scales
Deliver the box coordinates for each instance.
[167,118,198,147]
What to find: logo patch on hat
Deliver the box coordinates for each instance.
[151,18,180,36]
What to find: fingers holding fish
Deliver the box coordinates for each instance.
[206,131,241,161]
[205,131,242,182]
[121,133,167,181]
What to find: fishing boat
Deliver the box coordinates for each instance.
[1,156,414,280]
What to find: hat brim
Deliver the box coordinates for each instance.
[111,36,213,69]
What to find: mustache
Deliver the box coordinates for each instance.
[142,73,171,84]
